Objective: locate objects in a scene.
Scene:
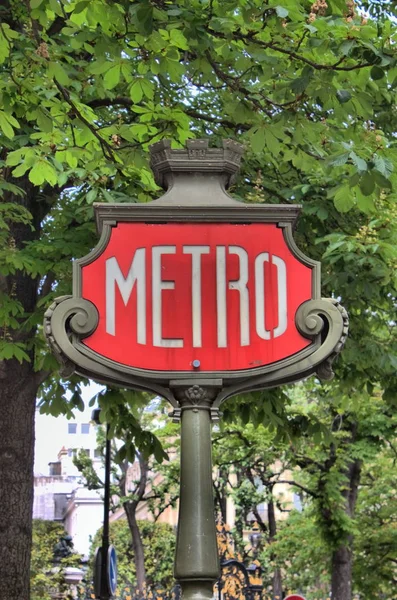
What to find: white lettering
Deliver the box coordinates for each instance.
[272,255,287,338]
[152,246,183,348]
[106,245,288,349]
[216,246,227,348]
[183,245,210,347]
[228,246,250,346]
[255,252,271,340]
[106,252,146,343]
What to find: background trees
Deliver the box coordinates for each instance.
[89,520,176,596]
[0,1,396,598]
[74,399,179,593]
[213,385,397,599]
[30,519,83,600]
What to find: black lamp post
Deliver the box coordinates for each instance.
[91,408,112,600]
[248,525,263,559]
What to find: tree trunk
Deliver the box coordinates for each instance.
[124,502,146,593]
[331,544,352,600]
[0,174,47,600]
[330,457,362,600]
[268,499,283,599]
[0,361,37,600]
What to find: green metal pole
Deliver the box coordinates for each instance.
[173,384,220,600]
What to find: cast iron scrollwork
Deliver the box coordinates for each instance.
[44,296,99,377]
[171,384,221,422]
[296,297,349,380]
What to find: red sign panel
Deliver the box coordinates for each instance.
[81,222,313,372]
[284,596,306,600]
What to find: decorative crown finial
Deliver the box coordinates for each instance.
[149,138,244,189]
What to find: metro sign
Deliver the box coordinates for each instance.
[45,139,347,397]
[80,221,313,373]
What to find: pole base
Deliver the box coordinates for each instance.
[180,581,214,600]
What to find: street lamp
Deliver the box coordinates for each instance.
[248,523,263,559]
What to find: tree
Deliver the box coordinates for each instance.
[31,519,83,600]
[89,519,176,596]
[262,382,397,599]
[74,395,179,593]
[31,519,65,600]
[212,423,291,598]
[213,384,397,599]
[0,2,396,598]
[270,427,397,599]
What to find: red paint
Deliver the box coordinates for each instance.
[284,595,306,600]
[81,222,313,372]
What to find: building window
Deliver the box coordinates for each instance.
[68,423,77,434]
[81,423,90,434]
[49,462,61,476]
[94,448,102,458]
[68,449,77,458]
[82,449,90,457]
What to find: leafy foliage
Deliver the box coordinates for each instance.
[1,2,396,598]
[74,403,179,591]
[30,519,82,600]
[31,519,65,600]
[212,382,397,598]
[0,0,395,391]
[89,519,176,595]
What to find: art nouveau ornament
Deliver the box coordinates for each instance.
[45,139,348,600]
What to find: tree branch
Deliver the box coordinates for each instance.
[53,79,117,162]
[275,480,319,499]
[39,271,55,299]
[205,26,373,72]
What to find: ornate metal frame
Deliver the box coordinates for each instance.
[44,139,348,419]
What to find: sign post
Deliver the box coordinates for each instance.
[45,139,348,600]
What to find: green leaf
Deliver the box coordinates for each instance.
[29,161,57,186]
[0,111,14,139]
[373,171,392,190]
[131,4,153,35]
[328,152,350,167]
[0,342,30,363]
[291,75,311,94]
[101,189,114,202]
[103,64,121,90]
[371,65,385,80]
[86,189,98,203]
[169,29,188,50]
[129,80,144,103]
[333,185,355,212]
[264,129,281,156]
[340,39,355,56]
[48,62,70,86]
[275,6,289,17]
[336,90,352,104]
[30,0,44,8]
[65,151,78,169]
[6,148,25,167]
[140,79,154,99]
[250,127,266,153]
[373,156,393,178]
[37,110,53,133]
[73,1,90,14]
[12,163,30,177]
[355,189,376,213]
[350,151,367,172]
[359,172,375,196]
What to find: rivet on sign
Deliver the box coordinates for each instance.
[192,359,201,368]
